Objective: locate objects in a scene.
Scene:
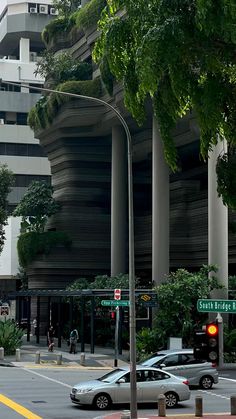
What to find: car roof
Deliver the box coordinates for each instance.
[116,365,169,372]
[156,349,193,355]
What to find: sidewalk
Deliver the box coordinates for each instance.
[0,334,130,369]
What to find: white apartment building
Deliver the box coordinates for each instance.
[0,1,53,294]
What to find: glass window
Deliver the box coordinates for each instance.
[163,354,180,367]
[181,354,195,365]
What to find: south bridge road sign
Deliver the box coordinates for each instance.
[197,299,236,313]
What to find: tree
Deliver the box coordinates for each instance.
[13,181,60,233]
[0,164,14,254]
[93,0,236,173]
[153,265,222,348]
[34,51,92,88]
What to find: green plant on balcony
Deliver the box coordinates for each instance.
[75,0,106,32]
[42,15,76,46]
[17,231,72,268]
[34,51,93,88]
[28,77,102,131]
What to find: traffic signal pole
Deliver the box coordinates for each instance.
[216,313,223,368]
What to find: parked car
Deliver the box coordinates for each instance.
[70,365,190,409]
[140,349,218,389]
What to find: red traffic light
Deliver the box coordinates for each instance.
[206,323,218,336]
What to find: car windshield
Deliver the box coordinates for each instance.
[98,369,125,383]
[142,353,166,363]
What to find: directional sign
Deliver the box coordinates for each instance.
[138,293,158,307]
[101,300,130,307]
[197,299,236,313]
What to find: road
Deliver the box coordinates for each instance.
[0,366,236,418]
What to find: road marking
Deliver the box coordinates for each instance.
[199,389,230,399]
[22,367,72,388]
[0,394,42,418]
[220,376,236,383]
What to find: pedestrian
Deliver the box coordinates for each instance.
[47,325,55,352]
[69,328,79,354]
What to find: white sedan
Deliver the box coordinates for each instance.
[70,366,190,410]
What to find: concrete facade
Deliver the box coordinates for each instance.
[0,0,52,292]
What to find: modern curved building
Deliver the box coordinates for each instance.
[0,1,53,296]
[23,6,233,302]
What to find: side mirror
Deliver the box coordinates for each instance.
[117,378,126,384]
[159,363,166,369]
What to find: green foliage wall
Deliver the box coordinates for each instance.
[17,231,72,268]
[28,78,102,132]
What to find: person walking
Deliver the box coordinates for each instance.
[47,325,55,352]
[69,329,79,354]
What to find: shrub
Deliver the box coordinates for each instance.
[0,319,24,355]
[28,78,102,132]
[136,327,159,361]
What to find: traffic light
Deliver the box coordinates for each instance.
[193,322,219,364]
[205,322,219,363]
[193,330,208,360]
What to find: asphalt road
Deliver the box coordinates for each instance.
[0,366,236,418]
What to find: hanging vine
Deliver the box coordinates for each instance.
[93,0,236,172]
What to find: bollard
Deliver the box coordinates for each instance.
[56,353,62,365]
[231,395,236,415]
[15,348,21,362]
[0,347,4,360]
[35,351,40,364]
[195,395,203,417]
[158,394,166,417]
[120,412,130,419]
[80,352,85,366]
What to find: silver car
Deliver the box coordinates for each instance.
[141,349,218,389]
[70,366,190,410]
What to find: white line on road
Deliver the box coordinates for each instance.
[220,377,236,383]
[199,389,230,400]
[22,367,72,388]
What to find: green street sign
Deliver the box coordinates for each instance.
[197,299,236,313]
[101,300,130,307]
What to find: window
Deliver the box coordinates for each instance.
[181,354,195,365]
[163,354,180,367]
[17,113,28,125]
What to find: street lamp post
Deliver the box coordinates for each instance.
[0,79,138,418]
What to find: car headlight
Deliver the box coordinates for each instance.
[76,388,93,394]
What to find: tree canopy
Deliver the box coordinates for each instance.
[0,164,14,254]
[154,264,222,347]
[13,181,60,233]
[93,0,236,171]
[0,164,14,253]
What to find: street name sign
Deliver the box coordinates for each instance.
[101,300,130,307]
[197,299,236,313]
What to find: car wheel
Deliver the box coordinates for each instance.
[200,375,213,389]
[164,391,179,408]
[93,393,112,410]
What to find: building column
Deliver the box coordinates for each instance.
[208,138,228,298]
[152,117,169,285]
[19,38,30,62]
[111,125,127,276]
